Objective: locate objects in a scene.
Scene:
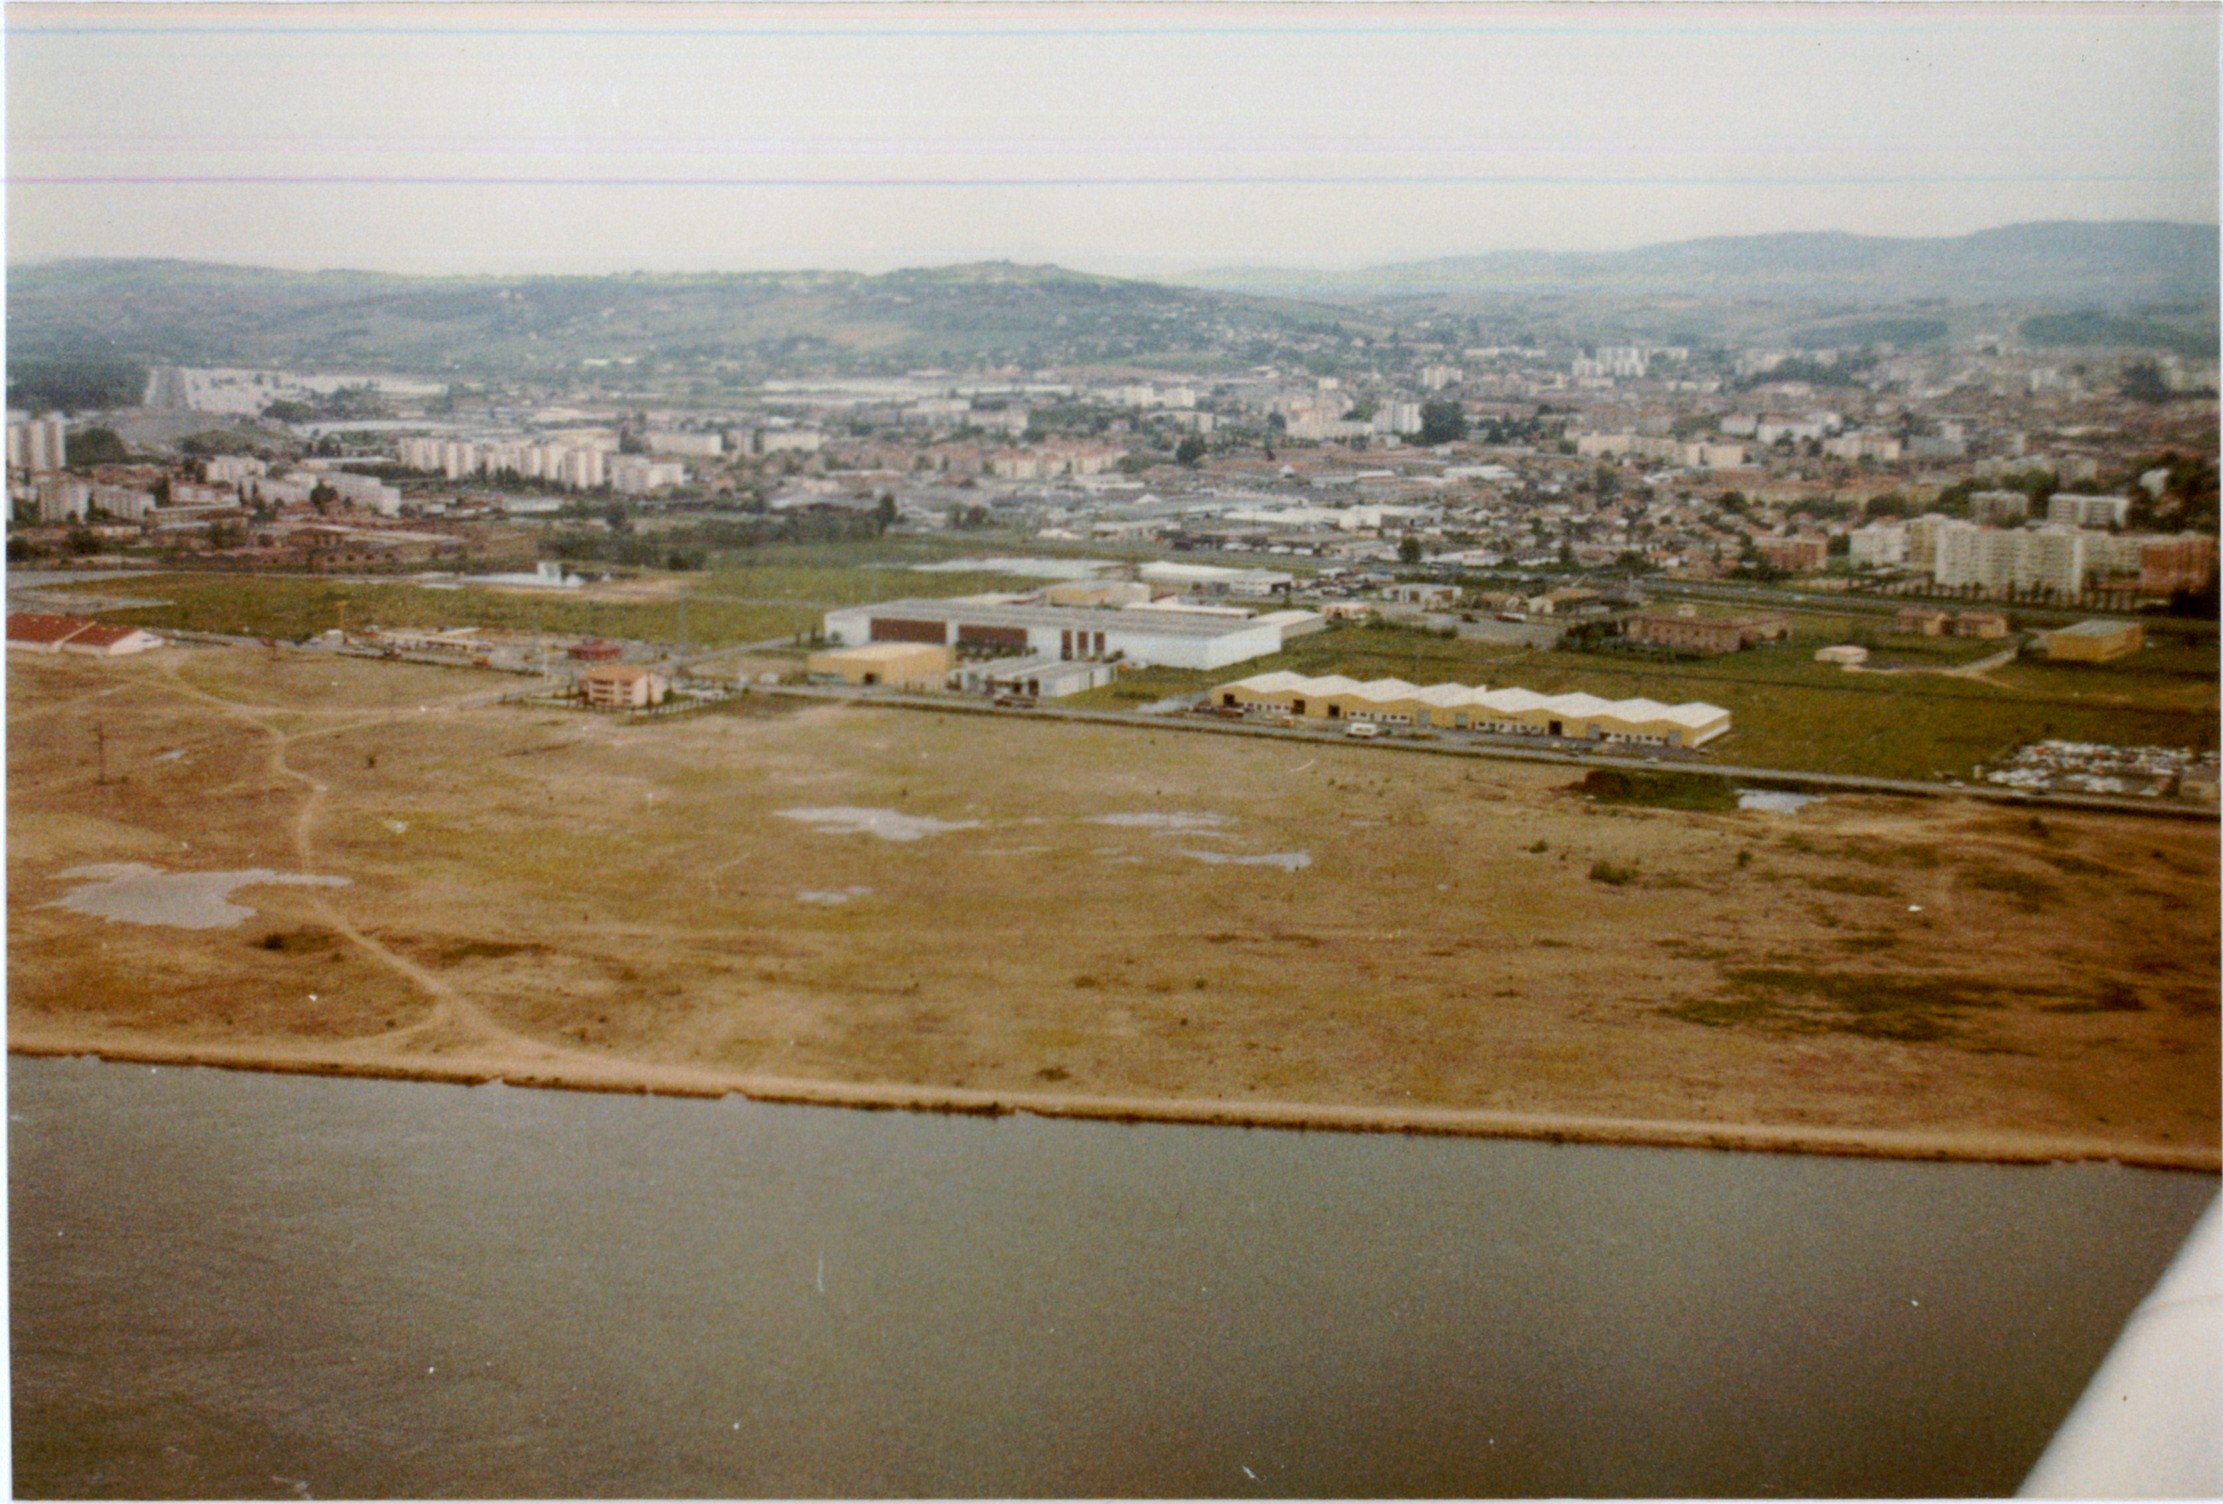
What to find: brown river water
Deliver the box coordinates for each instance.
[8,1055,2214,1498]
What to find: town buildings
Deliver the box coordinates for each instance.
[1848,524,1908,569]
[1754,536,1828,572]
[1625,611,1790,654]
[2047,492,2134,529]
[5,413,67,474]
[1933,522,2088,596]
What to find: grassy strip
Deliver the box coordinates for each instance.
[1068,622,2217,781]
[69,572,820,648]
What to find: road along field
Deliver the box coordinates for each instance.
[1070,620,2220,783]
[9,646,2217,1167]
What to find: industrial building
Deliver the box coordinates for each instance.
[821,597,1290,670]
[806,642,953,689]
[1042,579,1154,608]
[1214,671,1731,748]
[955,655,1117,699]
[2037,619,2144,663]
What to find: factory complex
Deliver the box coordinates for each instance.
[820,596,1318,670]
[1214,671,1733,748]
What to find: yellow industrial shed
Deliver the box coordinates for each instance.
[806,641,953,689]
[2037,619,2144,663]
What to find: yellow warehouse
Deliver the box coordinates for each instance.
[2037,619,2143,663]
[807,642,953,689]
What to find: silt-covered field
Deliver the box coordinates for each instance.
[8,646,2217,1165]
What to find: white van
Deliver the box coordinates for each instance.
[1344,721,1381,739]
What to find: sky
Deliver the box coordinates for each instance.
[5,1,2218,277]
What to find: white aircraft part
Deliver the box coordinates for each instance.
[2021,1193,2222,1498]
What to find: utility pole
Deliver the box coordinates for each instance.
[95,720,107,786]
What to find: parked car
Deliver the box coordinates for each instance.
[1345,721,1381,739]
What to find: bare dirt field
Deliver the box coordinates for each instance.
[9,646,2217,1167]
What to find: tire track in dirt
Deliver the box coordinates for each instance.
[137,662,627,1072]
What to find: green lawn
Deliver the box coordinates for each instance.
[58,549,1202,651]
[62,573,820,649]
[692,562,1030,607]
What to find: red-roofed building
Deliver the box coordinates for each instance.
[7,613,164,655]
[8,613,95,651]
[62,622,166,657]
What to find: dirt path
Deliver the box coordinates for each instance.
[17,649,2212,1172]
[137,661,622,1074]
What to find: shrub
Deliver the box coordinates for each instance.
[1578,768,1739,812]
[1589,859,1640,886]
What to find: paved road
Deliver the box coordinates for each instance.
[749,683,2217,822]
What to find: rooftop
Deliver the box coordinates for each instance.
[1221,671,1729,729]
[7,612,95,645]
[835,597,1272,640]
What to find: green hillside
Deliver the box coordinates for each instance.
[4,259,1378,381]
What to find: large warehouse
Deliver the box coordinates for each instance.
[1214,671,1732,748]
[821,597,1289,670]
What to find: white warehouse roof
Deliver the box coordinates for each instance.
[1219,671,1728,730]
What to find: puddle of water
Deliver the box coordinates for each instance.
[776,807,984,842]
[48,865,350,930]
[1088,812,1231,835]
[796,886,872,906]
[1177,849,1312,872]
[910,556,1111,580]
[1737,790,1822,814]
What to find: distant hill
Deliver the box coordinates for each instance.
[3,259,1376,382]
[1185,222,2221,308]
[2020,309,2219,360]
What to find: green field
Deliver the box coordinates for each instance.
[1068,620,2220,781]
[53,549,1121,651]
[59,572,821,650]
[61,566,2220,780]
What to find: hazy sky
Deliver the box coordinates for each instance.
[6,2,2218,276]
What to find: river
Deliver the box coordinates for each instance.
[9,1056,2215,1498]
